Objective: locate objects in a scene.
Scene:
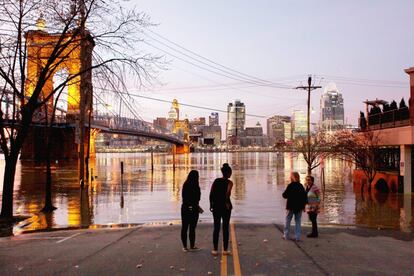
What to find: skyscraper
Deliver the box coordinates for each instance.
[292,110,307,138]
[320,83,344,131]
[226,100,245,143]
[209,112,219,126]
[283,121,292,142]
[267,115,291,143]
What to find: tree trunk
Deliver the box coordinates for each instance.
[42,106,57,212]
[1,108,32,219]
[41,137,56,212]
[0,154,19,219]
[367,179,372,193]
[307,165,312,176]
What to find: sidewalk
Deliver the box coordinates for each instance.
[0,223,413,275]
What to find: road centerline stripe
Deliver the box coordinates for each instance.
[230,223,242,276]
[221,246,228,276]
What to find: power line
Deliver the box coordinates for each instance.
[152,64,302,101]
[127,94,267,119]
[314,74,407,88]
[145,29,294,89]
[315,74,406,85]
[143,40,293,90]
[99,88,267,118]
[140,74,306,93]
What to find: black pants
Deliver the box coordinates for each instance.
[308,212,318,236]
[213,209,231,251]
[181,206,199,248]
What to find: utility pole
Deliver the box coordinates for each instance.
[296,76,321,175]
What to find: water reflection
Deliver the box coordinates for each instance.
[0,152,412,233]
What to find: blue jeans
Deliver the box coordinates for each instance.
[284,210,302,240]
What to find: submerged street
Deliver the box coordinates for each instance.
[0,152,412,234]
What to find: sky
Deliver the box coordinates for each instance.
[119,0,414,133]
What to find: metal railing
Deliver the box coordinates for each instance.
[360,107,410,130]
[91,114,184,141]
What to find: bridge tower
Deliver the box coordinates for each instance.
[173,119,190,154]
[167,99,189,153]
[20,16,95,160]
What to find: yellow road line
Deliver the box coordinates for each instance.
[230,223,242,276]
[221,246,227,276]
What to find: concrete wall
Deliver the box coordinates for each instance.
[353,169,400,193]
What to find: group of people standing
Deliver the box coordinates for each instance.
[181,163,233,255]
[282,172,320,241]
[180,164,320,255]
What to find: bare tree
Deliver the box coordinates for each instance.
[333,130,381,193]
[0,0,160,220]
[294,131,331,175]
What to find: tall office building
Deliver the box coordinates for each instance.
[267,115,291,143]
[189,117,206,134]
[292,110,307,138]
[320,83,344,131]
[226,100,246,143]
[283,121,292,142]
[240,122,267,147]
[209,112,219,126]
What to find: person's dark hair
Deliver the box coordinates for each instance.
[221,163,232,178]
[306,175,315,183]
[184,170,199,188]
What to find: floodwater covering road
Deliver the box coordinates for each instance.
[0,152,412,234]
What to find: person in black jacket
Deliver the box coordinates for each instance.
[181,170,201,252]
[209,163,233,256]
[282,172,307,241]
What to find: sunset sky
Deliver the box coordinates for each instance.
[121,0,413,132]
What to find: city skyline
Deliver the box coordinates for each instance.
[119,0,413,132]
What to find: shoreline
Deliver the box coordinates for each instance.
[3,213,413,238]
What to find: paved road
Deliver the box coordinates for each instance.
[0,223,413,275]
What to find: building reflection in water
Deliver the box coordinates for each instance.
[2,152,413,233]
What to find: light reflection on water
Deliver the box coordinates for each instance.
[0,152,412,233]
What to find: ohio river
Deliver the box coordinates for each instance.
[0,152,412,233]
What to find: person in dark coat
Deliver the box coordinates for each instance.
[282,172,307,241]
[209,163,233,256]
[181,170,201,251]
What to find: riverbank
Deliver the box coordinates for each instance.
[94,147,300,153]
[1,223,413,275]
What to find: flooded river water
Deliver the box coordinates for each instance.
[0,152,412,233]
